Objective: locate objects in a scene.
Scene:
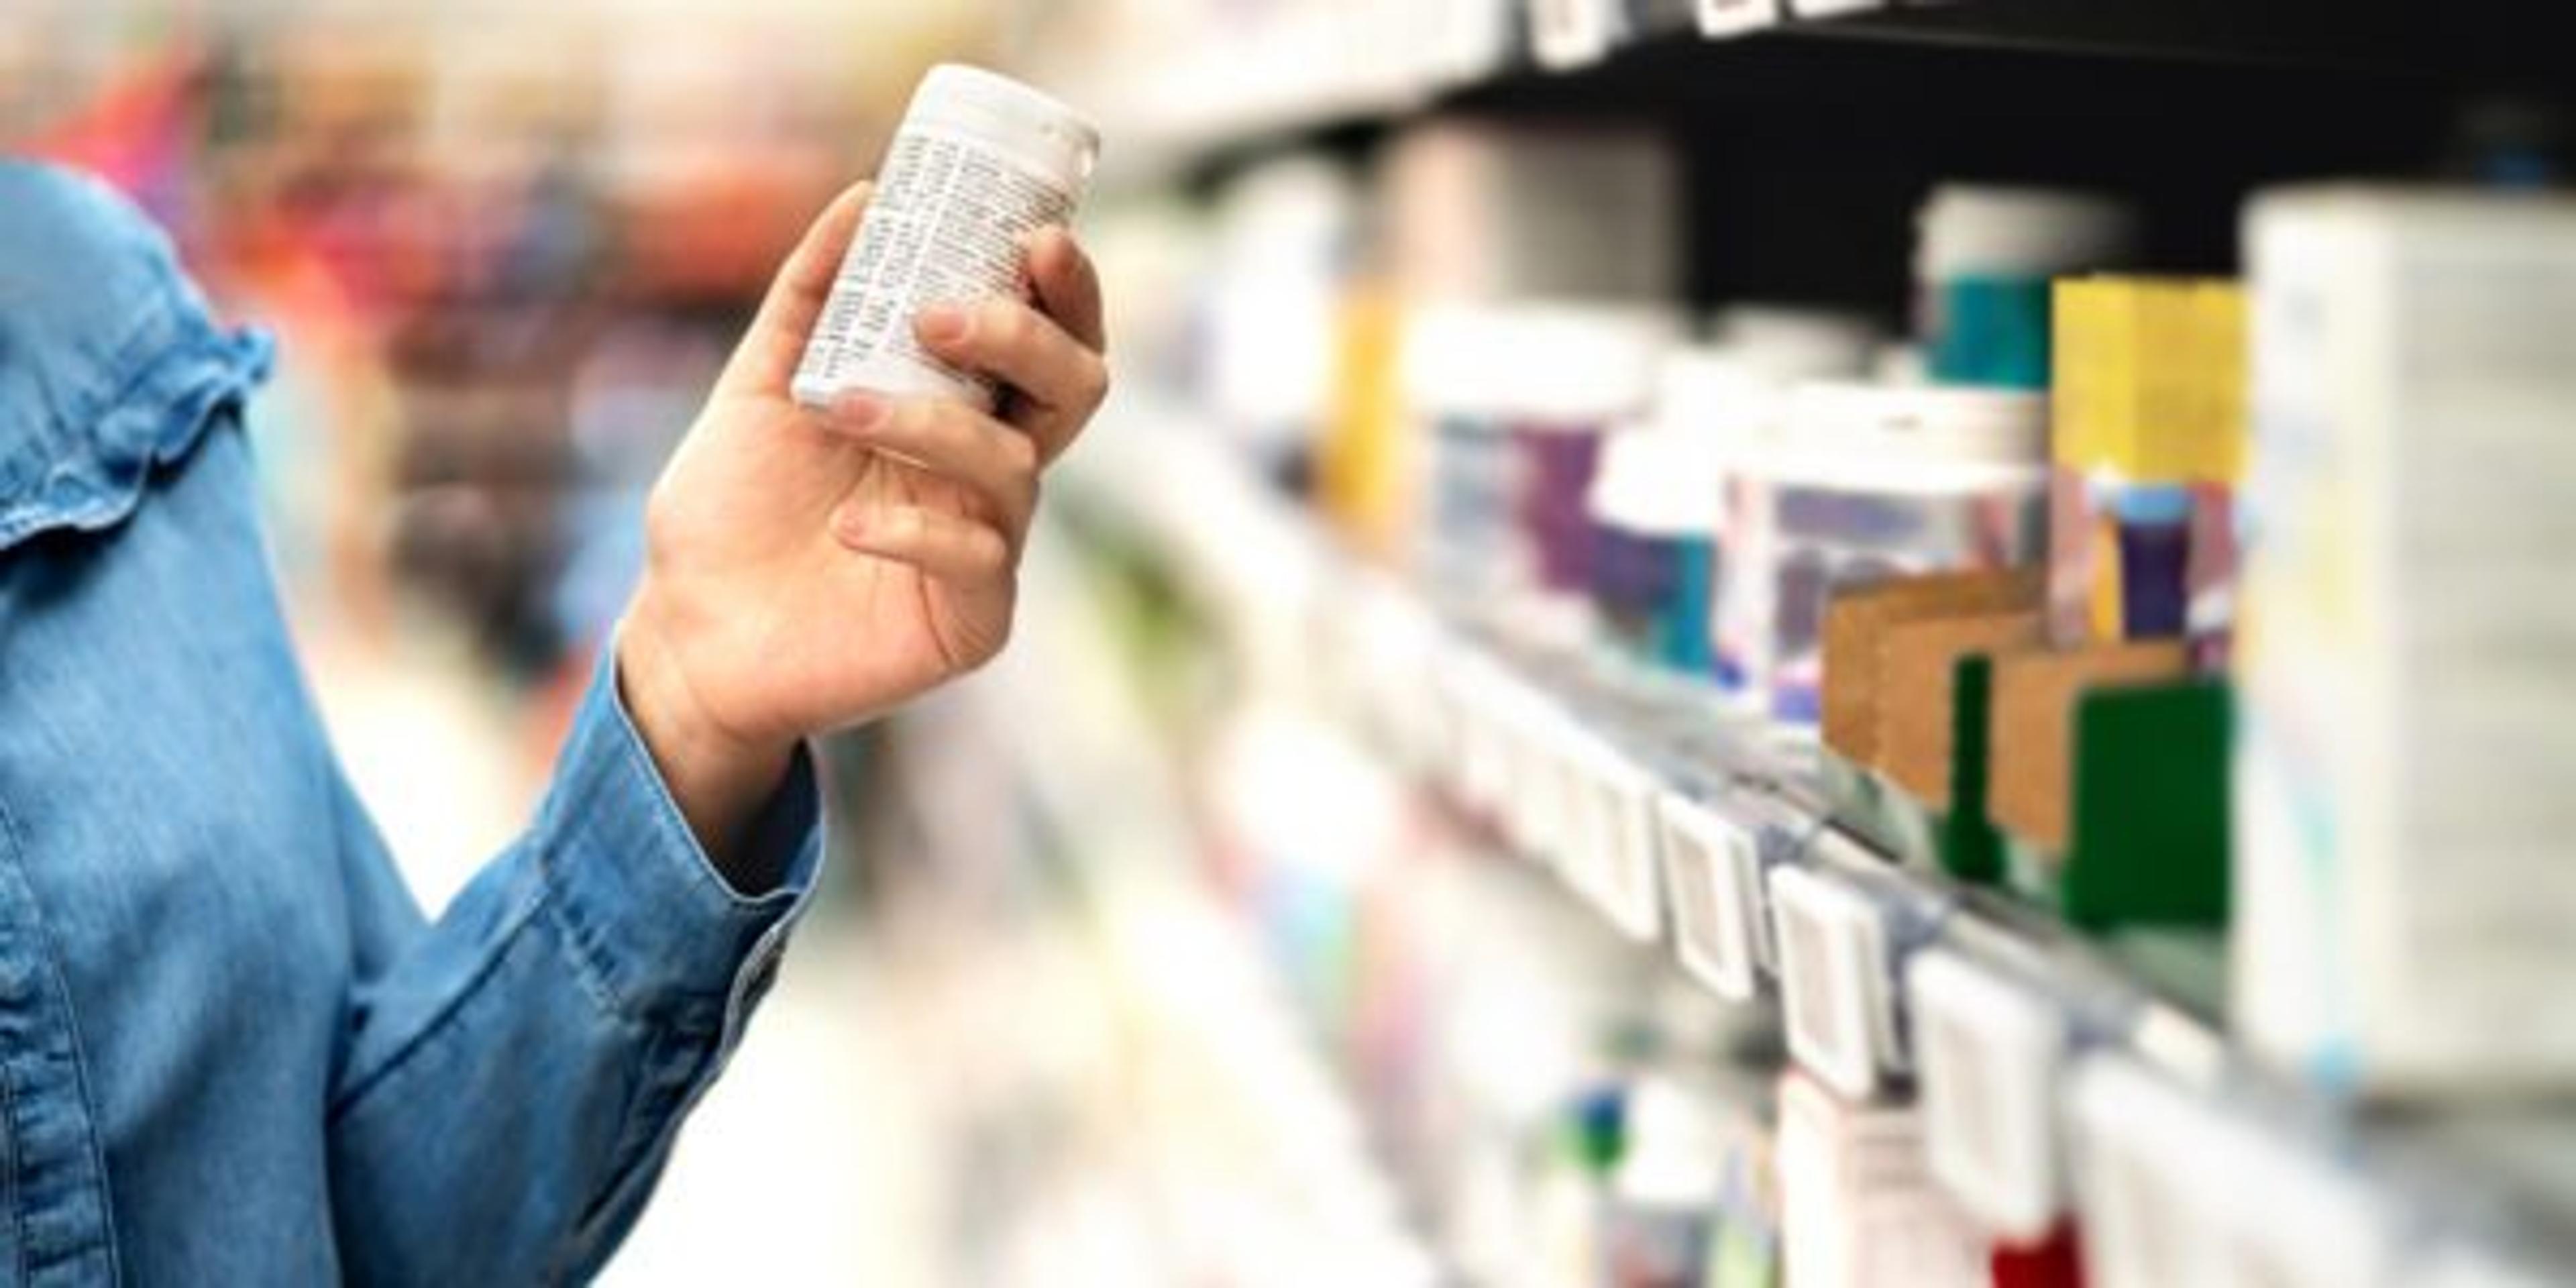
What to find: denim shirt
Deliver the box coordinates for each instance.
[0,163,825,1285]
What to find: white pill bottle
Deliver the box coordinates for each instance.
[792,65,1100,411]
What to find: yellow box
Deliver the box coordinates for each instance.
[2051,278,2247,484]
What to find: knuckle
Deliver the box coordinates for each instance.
[1077,355,1112,407]
[1000,427,1041,476]
[987,300,1036,348]
[928,398,979,445]
[888,396,934,443]
[972,528,1013,575]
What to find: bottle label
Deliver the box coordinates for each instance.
[796,123,1079,408]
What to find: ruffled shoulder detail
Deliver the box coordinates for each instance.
[0,162,274,553]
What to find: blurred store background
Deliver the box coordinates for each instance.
[12,1,2576,1286]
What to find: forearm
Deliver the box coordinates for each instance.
[331,652,824,1282]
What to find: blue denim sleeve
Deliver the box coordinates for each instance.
[0,160,828,1283]
[323,659,824,1285]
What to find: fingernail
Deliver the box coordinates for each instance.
[917,305,971,344]
[834,392,890,433]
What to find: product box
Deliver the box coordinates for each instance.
[2048,278,2246,659]
[2237,187,2576,1095]
[1988,641,2193,856]
[1878,609,2048,808]
[1821,568,2043,767]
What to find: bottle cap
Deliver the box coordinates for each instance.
[1766,381,2048,491]
[913,64,1102,189]
[1710,305,1882,381]
[1589,427,1722,537]
[1917,183,2136,281]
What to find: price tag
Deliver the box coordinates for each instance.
[1658,792,1767,1001]
[1531,713,1591,888]
[1768,865,1898,1099]
[1448,655,1510,814]
[1584,741,1664,942]
[1906,949,2068,1241]
[2197,1110,2397,1288]
[2074,1055,2398,1288]
[1530,0,1620,68]
[1789,0,1884,16]
[1420,637,1470,790]
[2414,1245,2558,1288]
[1347,577,1444,769]
[1699,0,1782,38]
[1425,0,1517,88]
[1504,690,1559,862]
[2068,1059,2226,1288]
[1535,721,1597,891]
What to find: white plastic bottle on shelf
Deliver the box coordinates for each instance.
[1379,121,1680,304]
[1203,156,1360,467]
[1648,309,1881,707]
[1915,183,2136,388]
[793,65,1100,411]
[1493,303,1680,641]
[1734,382,2047,725]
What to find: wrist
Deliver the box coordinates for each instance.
[616,593,796,865]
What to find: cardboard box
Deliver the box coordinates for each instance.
[1821,568,2041,768]
[1879,611,2047,806]
[1989,641,2192,854]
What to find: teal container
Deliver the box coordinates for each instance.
[1933,274,2054,390]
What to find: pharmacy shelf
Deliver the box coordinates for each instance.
[1796,0,2566,79]
[1069,0,2574,192]
[1059,395,2576,1285]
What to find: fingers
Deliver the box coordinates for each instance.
[1026,226,1106,354]
[816,394,1040,543]
[830,502,1014,588]
[913,292,1109,464]
[716,180,875,399]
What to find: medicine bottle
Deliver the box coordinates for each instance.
[793,65,1100,411]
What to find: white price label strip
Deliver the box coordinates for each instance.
[1659,792,1767,1001]
[1506,704,1553,859]
[1449,656,1511,814]
[2198,1110,2397,1288]
[2413,1244,2557,1288]
[2074,1055,2398,1288]
[1583,741,1663,942]
[1770,865,1899,1099]
[1907,949,2069,1241]
[1538,718,1595,890]
[1788,0,1884,15]
[1531,0,1620,68]
[1348,578,1444,768]
[1699,0,1782,38]
[2070,1059,2226,1288]
[1538,705,1591,874]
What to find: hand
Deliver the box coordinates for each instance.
[618,180,1110,857]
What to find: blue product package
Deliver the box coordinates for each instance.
[1660,537,1717,677]
[2112,483,2193,638]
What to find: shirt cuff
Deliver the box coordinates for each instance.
[536,651,825,1036]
